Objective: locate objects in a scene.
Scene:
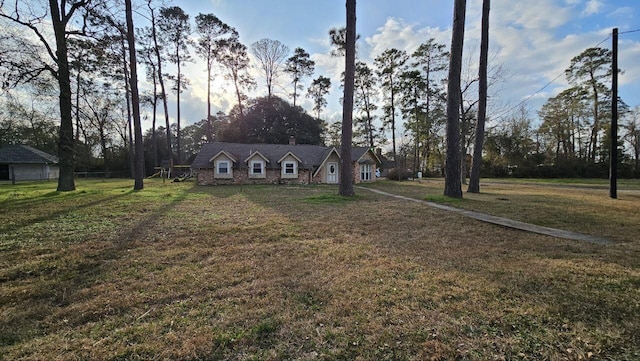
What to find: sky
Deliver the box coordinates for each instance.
[144,0,640,137]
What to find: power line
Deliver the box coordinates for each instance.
[495,35,611,121]
[620,28,640,35]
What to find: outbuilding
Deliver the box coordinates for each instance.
[0,145,59,182]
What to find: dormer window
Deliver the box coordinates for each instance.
[251,161,264,175]
[218,161,229,174]
[279,152,301,179]
[284,162,295,175]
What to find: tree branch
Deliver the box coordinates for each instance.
[0,12,58,64]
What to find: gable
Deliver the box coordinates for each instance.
[277,151,302,164]
[356,150,377,165]
[244,150,270,164]
[352,147,381,165]
[209,150,237,164]
[313,147,341,177]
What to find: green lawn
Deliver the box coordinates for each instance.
[1,178,639,360]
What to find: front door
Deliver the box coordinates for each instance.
[327,162,338,184]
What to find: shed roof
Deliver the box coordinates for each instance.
[0,145,58,164]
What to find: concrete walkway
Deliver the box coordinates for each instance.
[356,186,611,245]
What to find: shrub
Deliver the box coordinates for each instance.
[386,168,412,181]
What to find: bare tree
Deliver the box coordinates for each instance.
[339,0,356,197]
[251,38,290,98]
[0,0,98,191]
[444,0,466,198]
[468,0,490,193]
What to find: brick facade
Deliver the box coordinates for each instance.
[197,168,318,185]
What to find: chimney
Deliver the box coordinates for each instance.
[289,135,296,145]
[376,148,382,156]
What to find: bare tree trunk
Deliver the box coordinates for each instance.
[148,2,173,168]
[590,85,599,162]
[126,0,144,190]
[233,73,245,117]
[391,82,397,168]
[206,60,213,141]
[293,78,298,107]
[121,39,134,179]
[50,0,75,192]
[444,0,466,198]
[176,57,182,165]
[75,68,82,143]
[468,0,490,193]
[339,0,356,196]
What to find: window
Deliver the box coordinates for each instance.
[251,161,263,175]
[217,161,229,175]
[284,162,295,174]
[281,160,298,178]
[360,164,372,181]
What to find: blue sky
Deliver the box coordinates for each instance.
[157,0,640,136]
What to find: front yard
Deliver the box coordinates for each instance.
[1,179,639,360]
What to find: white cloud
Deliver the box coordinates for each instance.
[582,0,604,16]
[492,0,573,30]
[608,6,634,19]
[364,18,447,61]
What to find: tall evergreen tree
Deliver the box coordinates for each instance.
[353,61,379,148]
[217,35,255,117]
[444,0,466,198]
[307,76,332,120]
[468,0,490,193]
[375,48,408,168]
[145,0,173,167]
[157,6,192,164]
[565,47,613,162]
[284,47,315,107]
[339,0,356,197]
[195,13,234,142]
[125,0,144,189]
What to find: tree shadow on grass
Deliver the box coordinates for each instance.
[0,185,192,350]
[0,190,135,237]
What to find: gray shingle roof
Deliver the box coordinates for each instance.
[191,143,380,170]
[0,145,58,164]
[191,142,334,169]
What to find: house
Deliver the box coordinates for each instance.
[0,145,59,181]
[191,141,381,185]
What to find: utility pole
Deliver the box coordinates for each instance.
[610,28,618,199]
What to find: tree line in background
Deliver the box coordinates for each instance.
[1,0,639,193]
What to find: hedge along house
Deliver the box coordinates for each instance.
[0,145,59,182]
[191,141,381,186]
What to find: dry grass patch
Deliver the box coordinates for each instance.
[364,178,640,243]
[1,179,639,360]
